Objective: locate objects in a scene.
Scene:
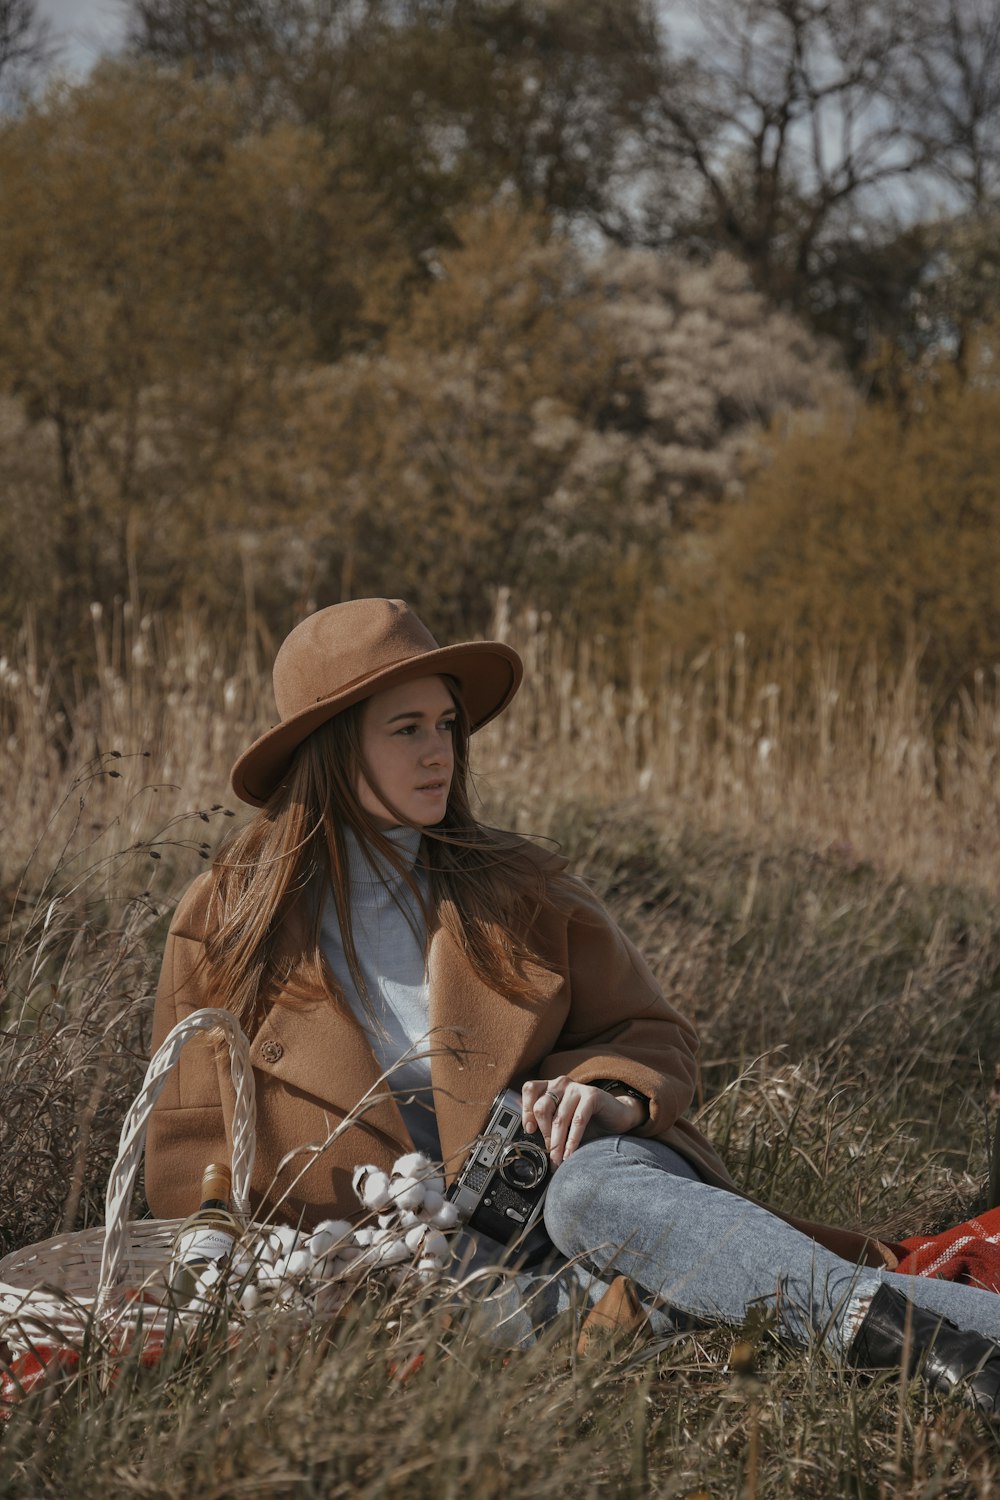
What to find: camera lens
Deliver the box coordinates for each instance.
[498,1141,549,1190]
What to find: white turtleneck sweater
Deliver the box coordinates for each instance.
[319,825,442,1160]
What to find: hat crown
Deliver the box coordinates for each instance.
[273,599,441,719]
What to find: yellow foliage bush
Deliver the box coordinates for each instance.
[664,350,1000,692]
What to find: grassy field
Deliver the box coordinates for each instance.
[2,602,1000,1496]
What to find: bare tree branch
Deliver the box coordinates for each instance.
[0,0,54,106]
[891,0,1000,207]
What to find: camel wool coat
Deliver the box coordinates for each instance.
[145,866,886,1270]
[146,864,736,1219]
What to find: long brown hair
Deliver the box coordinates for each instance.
[202,678,570,1033]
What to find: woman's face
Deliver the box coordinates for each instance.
[355,675,457,829]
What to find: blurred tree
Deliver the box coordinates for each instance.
[603,2,936,356]
[121,0,669,265]
[923,207,1000,369]
[0,0,53,110]
[123,0,278,76]
[662,339,1000,692]
[208,209,847,642]
[119,0,1000,371]
[599,1,1000,370]
[0,63,403,640]
[888,0,1000,370]
[201,200,615,637]
[893,0,1000,211]
[514,248,851,631]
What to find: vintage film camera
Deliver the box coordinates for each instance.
[448,1088,554,1264]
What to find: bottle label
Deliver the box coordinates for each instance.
[175,1226,235,1266]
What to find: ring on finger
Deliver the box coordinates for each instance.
[544,1089,561,1107]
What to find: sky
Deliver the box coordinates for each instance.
[36,0,126,75]
[35,0,703,75]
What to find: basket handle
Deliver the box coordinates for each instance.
[97,1007,256,1307]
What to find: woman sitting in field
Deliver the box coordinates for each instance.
[147,598,1000,1414]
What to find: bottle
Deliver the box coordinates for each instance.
[168,1162,243,1308]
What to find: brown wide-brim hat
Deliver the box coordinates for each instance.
[231,598,523,806]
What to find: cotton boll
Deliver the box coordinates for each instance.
[375,1238,410,1266]
[229,1252,255,1278]
[332,1245,365,1269]
[398,1210,422,1229]
[286,1249,312,1277]
[430,1201,460,1229]
[272,1225,301,1253]
[317,1252,347,1280]
[377,1212,398,1229]
[240,1283,260,1313]
[404,1225,427,1253]
[329,1241,361,1264]
[354,1227,376,1246]
[421,1230,450,1262]
[421,1189,444,1216]
[310,1218,353,1246]
[389,1176,426,1210]
[305,1223,346,1259]
[352,1164,374,1193]
[392,1151,432,1179]
[361,1171,392,1210]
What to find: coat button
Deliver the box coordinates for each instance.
[260,1039,283,1065]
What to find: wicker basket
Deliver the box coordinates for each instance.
[0,1008,256,1351]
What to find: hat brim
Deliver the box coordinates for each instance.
[230,640,522,807]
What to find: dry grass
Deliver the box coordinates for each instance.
[3,599,1000,1495]
[484,594,1000,895]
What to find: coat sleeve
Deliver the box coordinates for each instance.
[144,875,232,1219]
[533,882,700,1140]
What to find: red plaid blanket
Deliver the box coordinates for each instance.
[883,1207,1000,1293]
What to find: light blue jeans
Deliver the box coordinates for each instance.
[520,1135,1000,1352]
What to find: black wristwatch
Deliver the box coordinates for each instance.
[592,1079,650,1122]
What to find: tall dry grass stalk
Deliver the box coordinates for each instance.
[2,594,997,895]
[483,594,1000,895]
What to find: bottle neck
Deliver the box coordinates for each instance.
[200,1163,232,1205]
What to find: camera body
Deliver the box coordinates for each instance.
[448,1088,553,1262]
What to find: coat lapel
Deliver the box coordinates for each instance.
[247,891,409,1146]
[244,901,569,1181]
[426,923,567,1175]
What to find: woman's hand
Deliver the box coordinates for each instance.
[521,1076,646,1167]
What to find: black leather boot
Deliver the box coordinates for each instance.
[849,1281,1000,1418]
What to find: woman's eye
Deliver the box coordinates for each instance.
[394,718,454,736]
